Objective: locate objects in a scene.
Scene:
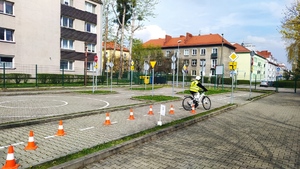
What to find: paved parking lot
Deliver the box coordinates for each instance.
[0,87,265,168]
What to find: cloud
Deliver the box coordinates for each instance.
[134,25,166,42]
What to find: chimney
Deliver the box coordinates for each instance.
[164,35,172,45]
[185,32,193,42]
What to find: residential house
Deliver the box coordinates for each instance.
[233,43,266,82]
[102,41,130,73]
[143,33,236,78]
[256,50,278,82]
[0,0,103,76]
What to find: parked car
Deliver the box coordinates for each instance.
[260,81,268,87]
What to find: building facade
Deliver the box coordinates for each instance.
[143,33,236,79]
[0,0,102,76]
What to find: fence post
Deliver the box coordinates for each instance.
[35,64,38,87]
[62,67,64,86]
[3,63,5,88]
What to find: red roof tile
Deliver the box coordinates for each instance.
[143,32,235,49]
[232,43,251,53]
[256,50,272,58]
[102,41,129,52]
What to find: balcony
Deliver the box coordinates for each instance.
[211,53,218,59]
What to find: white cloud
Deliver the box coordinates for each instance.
[134,25,166,43]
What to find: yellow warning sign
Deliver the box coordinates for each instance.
[150,61,156,68]
[229,52,239,61]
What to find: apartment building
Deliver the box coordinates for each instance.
[0,0,102,75]
[143,32,236,78]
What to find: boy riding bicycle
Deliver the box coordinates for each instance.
[189,76,208,106]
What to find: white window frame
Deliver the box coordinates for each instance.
[211,59,217,68]
[192,70,196,76]
[85,22,96,33]
[184,59,189,66]
[0,0,13,15]
[0,27,14,42]
[60,60,74,71]
[86,43,96,53]
[191,59,197,66]
[87,61,96,71]
[165,50,171,57]
[184,49,189,56]
[61,16,74,28]
[212,48,218,54]
[200,48,206,56]
[192,49,197,56]
[85,2,96,13]
[61,39,74,50]
[61,0,73,6]
[0,56,13,68]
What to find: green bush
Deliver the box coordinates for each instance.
[6,73,31,84]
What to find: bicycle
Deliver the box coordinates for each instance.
[182,90,211,110]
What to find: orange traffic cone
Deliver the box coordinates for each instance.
[128,108,135,120]
[148,105,154,115]
[56,120,65,136]
[169,105,175,115]
[104,113,111,125]
[24,130,38,150]
[2,145,20,169]
[191,104,196,114]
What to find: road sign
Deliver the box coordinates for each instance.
[150,61,156,68]
[94,55,98,62]
[229,52,239,61]
[94,62,98,69]
[131,60,134,66]
[229,61,237,70]
[144,62,150,71]
[171,55,176,62]
[171,62,175,70]
[109,62,114,67]
[276,67,280,72]
[131,66,134,70]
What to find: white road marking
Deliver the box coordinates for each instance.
[79,127,95,131]
[0,142,24,149]
[44,135,56,139]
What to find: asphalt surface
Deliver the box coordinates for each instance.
[83,92,300,169]
[0,86,297,168]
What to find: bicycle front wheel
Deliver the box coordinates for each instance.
[202,96,211,110]
[182,96,194,111]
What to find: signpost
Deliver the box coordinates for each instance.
[109,62,114,92]
[144,62,150,89]
[130,60,134,89]
[228,52,239,104]
[150,61,156,96]
[249,51,255,99]
[92,55,98,93]
[171,55,176,97]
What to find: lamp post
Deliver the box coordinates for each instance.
[176,40,181,87]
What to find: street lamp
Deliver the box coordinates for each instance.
[176,40,181,87]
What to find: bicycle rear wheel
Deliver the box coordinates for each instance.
[201,96,211,110]
[182,96,194,111]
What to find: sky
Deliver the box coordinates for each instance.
[134,0,296,70]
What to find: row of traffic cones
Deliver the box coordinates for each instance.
[103,105,176,126]
[2,105,178,168]
[2,120,66,169]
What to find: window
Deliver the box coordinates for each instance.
[192,49,197,56]
[210,69,216,76]
[0,0,13,15]
[61,16,73,28]
[184,49,189,56]
[85,22,96,33]
[85,2,96,13]
[61,0,73,6]
[200,48,206,56]
[87,61,96,71]
[192,70,196,76]
[60,60,74,70]
[184,59,189,66]
[200,59,206,67]
[61,39,74,50]
[86,43,96,53]
[0,56,13,68]
[0,27,14,41]
[212,48,218,54]
[211,59,217,68]
[191,59,197,66]
[166,50,171,57]
[157,61,162,66]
